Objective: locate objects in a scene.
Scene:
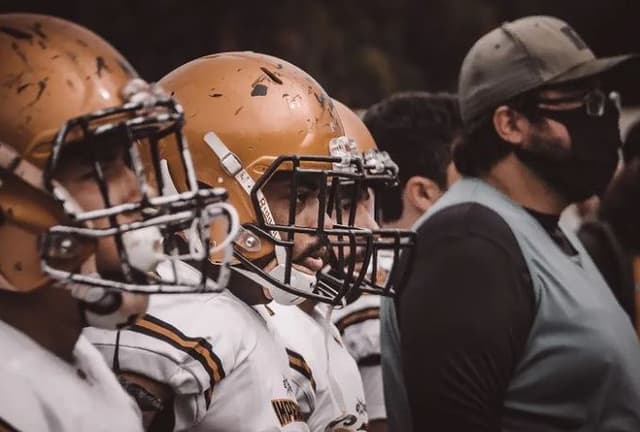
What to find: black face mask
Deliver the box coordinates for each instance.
[514,102,621,203]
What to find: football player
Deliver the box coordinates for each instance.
[85,51,376,431]
[269,100,412,432]
[329,100,411,432]
[0,13,232,432]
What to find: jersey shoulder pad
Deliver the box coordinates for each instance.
[332,295,381,363]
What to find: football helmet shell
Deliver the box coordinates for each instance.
[158,52,374,305]
[0,14,237,303]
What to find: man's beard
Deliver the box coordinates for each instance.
[514,130,617,204]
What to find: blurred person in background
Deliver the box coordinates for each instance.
[579,157,640,335]
[361,92,462,432]
[577,118,640,328]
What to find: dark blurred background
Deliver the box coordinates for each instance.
[2,0,639,108]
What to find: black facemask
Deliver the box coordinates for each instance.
[515,101,621,203]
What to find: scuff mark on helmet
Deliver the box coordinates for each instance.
[313,92,326,108]
[251,84,268,97]
[66,51,78,64]
[27,78,48,107]
[37,39,46,50]
[66,79,75,90]
[96,56,111,77]
[16,83,31,93]
[32,22,47,39]
[251,74,267,88]
[235,106,244,115]
[76,38,88,47]
[11,42,28,64]
[260,67,283,85]
[0,26,33,40]
[209,93,223,98]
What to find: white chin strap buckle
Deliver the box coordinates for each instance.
[122,226,165,272]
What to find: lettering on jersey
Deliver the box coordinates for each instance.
[357,354,382,367]
[335,307,380,334]
[286,348,316,392]
[271,399,304,427]
[130,314,225,407]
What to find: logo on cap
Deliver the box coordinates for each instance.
[560,25,587,51]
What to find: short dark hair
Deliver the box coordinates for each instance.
[453,114,512,177]
[453,91,543,177]
[363,92,461,223]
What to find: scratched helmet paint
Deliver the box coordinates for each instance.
[0,14,238,328]
[158,52,375,305]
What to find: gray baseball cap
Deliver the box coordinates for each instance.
[459,15,636,125]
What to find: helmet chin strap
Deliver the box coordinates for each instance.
[69,280,148,329]
[69,254,147,330]
[204,131,318,305]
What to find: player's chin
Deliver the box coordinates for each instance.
[348,259,367,275]
[293,256,325,275]
[291,262,319,276]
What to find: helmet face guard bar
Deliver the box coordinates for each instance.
[363,228,416,297]
[40,83,238,294]
[244,154,376,305]
[349,148,416,298]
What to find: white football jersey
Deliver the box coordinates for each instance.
[0,320,143,432]
[266,302,368,431]
[84,287,308,432]
[332,294,386,421]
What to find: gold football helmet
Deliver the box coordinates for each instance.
[158,52,375,305]
[0,14,237,317]
[333,100,415,297]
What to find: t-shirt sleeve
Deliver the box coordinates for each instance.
[398,203,535,432]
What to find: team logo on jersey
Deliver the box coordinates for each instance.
[326,414,357,431]
[356,398,367,416]
[272,399,304,427]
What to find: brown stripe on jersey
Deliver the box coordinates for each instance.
[335,307,380,334]
[0,416,20,432]
[129,314,225,407]
[357,353,382,367]
[285,348,316,392]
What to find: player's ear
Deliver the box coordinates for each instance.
[493,105,527,146]
[404,176,443,213]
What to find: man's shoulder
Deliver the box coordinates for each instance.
[417,201,517,246]
[420,201,509,231]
